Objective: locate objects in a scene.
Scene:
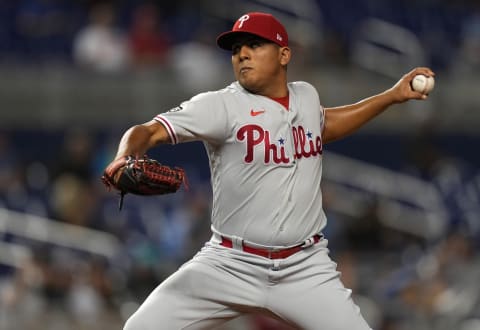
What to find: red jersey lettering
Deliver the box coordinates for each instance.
[237,124,322,164]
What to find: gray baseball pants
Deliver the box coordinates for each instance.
[124,237,372,330]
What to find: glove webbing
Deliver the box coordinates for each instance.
[143,162,184,188]
[117,159,188,210]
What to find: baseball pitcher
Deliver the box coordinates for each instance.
[103,12,435,330]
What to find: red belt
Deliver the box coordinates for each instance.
[220,234,322,259]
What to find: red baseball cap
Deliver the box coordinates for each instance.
[217,12,289,50]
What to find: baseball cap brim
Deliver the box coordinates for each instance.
[217,32,264,50]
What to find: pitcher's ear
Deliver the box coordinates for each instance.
[279,47,291,66]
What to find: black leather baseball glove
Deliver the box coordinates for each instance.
[102,155,187,209]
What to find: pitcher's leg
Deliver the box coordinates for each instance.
[124,245,269,330]
[268,246,372,330]
[123,260,241,330]
[282,275,371,330]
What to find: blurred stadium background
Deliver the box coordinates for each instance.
[0,0,479,329]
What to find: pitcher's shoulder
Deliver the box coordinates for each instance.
[289,81,320,99]
[189,83,236,102]
[219,81,244,94]
[289,81,317,91]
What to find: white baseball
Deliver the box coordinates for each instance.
[411,74,435,94]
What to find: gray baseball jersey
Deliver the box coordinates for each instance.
[155,81,327,247]
[124,81,372,330]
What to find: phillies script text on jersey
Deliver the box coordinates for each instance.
[236,124,322,164]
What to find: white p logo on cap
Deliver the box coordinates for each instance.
[238,14,250,28]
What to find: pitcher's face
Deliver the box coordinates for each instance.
[231,35,289,95]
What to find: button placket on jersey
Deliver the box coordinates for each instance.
[285,94,298,204]
[275,104,295,168]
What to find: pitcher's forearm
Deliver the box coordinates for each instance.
[115,121,171,159]
[323,91,395,143]
[322,67,435,144]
